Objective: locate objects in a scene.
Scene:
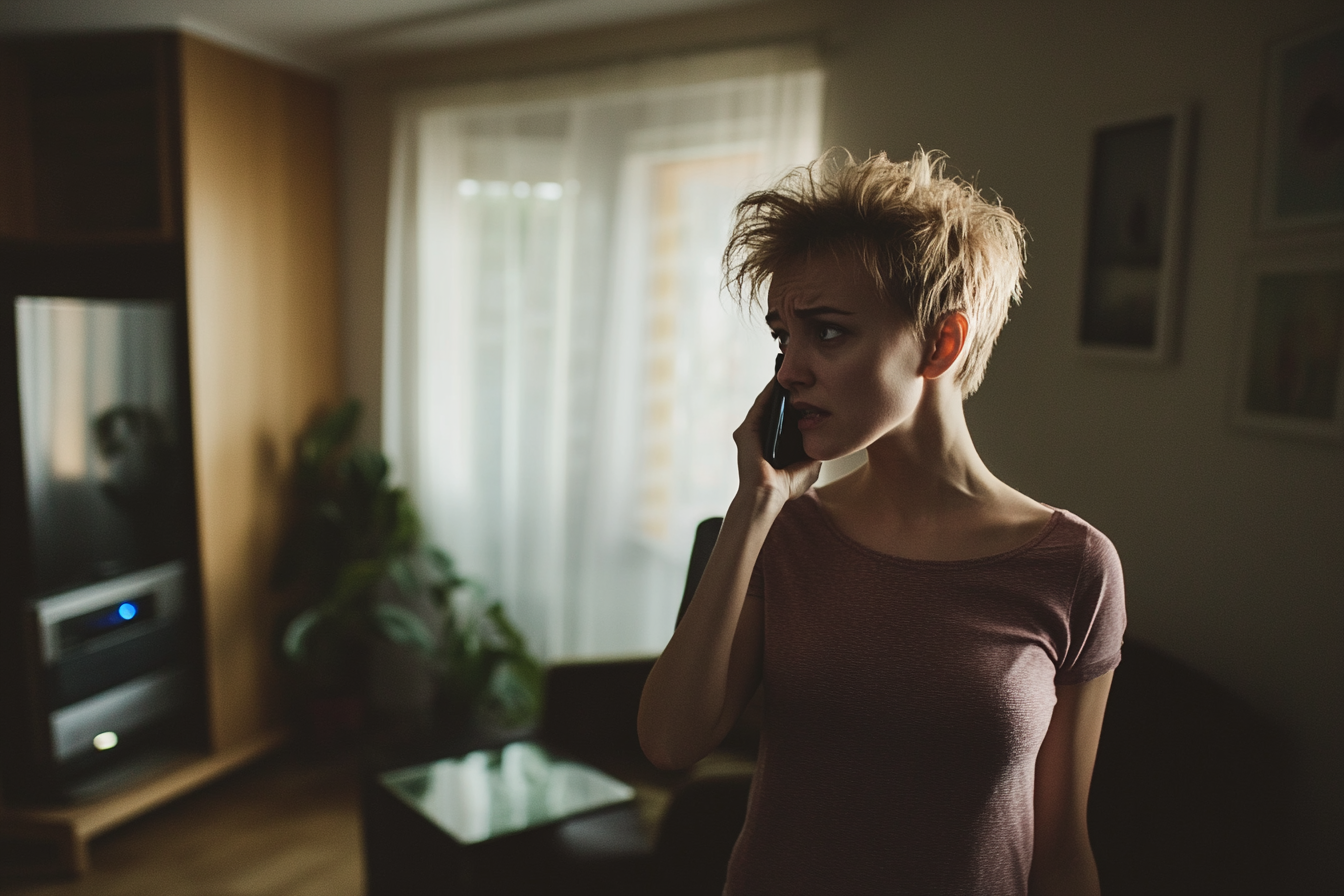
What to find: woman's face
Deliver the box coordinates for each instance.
[766,253,929,461]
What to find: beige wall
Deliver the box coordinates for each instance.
[339,0,1342,887]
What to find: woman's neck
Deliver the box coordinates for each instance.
[880,383,994,487]
[825,380,1007,523]
[815,388,1054,561]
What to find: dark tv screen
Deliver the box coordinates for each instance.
[14,296,190,596]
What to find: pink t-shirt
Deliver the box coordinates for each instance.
[724,490,1125,896]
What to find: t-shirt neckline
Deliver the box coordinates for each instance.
[800,489,1065,568]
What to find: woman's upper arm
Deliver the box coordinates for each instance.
[1030,670,1114,896]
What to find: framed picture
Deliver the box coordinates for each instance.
[1258,17,1344,231]
[1077,108,1195,361]
[1231,246,1344,443]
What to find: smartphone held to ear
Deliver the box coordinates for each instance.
[762,353,810,469]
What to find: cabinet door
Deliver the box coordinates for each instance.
[0,44,34,238]
[1,33,179,242]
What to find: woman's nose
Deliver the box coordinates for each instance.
[776,348,811,392]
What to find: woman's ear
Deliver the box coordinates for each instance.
[920,312,969,380]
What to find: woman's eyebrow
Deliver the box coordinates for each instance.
[764,305,856,324]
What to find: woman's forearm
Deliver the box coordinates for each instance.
[637,487,781,770]
[1028,846,1101,896]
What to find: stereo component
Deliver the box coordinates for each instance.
[10,561,199,800]
[50,667,190,764]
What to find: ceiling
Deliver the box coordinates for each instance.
[0,0,755,73]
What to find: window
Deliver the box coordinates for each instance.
[384,53,822,660]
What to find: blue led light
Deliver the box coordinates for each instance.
[117,602,137,621]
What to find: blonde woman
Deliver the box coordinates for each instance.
[638,150,1125,896]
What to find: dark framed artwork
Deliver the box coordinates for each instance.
[1258,17,1344,231]
[1232,247,1344,443]
[1077,109,1194,361]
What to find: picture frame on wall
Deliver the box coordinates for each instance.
[1258,17,1344,232]
[1231,246,1344,443]
[1077,108,1195,361]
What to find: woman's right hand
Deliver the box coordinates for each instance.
[733,375,823,509]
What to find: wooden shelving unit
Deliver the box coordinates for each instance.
[0,31,341,877]
[0,729,286,877]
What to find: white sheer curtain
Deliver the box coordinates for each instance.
[384,54,822,660]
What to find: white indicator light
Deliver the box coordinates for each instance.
[93,731,119,751]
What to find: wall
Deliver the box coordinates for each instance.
[339,0,1343,888]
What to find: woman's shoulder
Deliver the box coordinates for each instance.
[1026,507,1125,606]
[1039,506,1120,558]
[1042,505,1128,574]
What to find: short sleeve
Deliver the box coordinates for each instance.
[1055,526,1126,685]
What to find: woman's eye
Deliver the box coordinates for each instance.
[772,330,789,347]
[818,325,843,341]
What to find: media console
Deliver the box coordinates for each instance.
[0,291,204,804]
[22,562,198,800]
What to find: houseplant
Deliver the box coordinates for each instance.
[272,399,543,740]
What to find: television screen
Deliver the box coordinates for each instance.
[14,296,191,596]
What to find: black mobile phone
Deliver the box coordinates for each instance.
[761,353,809,469]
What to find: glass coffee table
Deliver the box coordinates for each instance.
[378,740,636,845]
[364,740,647,894]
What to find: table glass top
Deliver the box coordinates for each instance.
[378,741,636,844]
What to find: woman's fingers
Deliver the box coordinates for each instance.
[732,376,784,494]
[732,373,823,502]
[735,375,780,441]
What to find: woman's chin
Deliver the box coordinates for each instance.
[802,429,874,464]
[801,436,847,463]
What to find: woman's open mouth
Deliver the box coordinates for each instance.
[793,402,829,431]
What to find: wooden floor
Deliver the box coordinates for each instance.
[0,749,362,896]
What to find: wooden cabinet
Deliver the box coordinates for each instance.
[0,34,178,242]
[179,34,342,754]
[0,31,341,875]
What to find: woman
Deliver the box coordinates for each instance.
[637,150,1125,896]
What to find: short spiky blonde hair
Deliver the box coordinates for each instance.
[724,149,1027,396]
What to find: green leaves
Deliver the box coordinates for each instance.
[371,603,436,653]
[275,398,544,732]
[295,398,360,494]
[423,546,459,584]
[435,590,545,730]
[331,559,386,608]
[483,655,544,728]
[387,556,418,598]
[281,607,324,663]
